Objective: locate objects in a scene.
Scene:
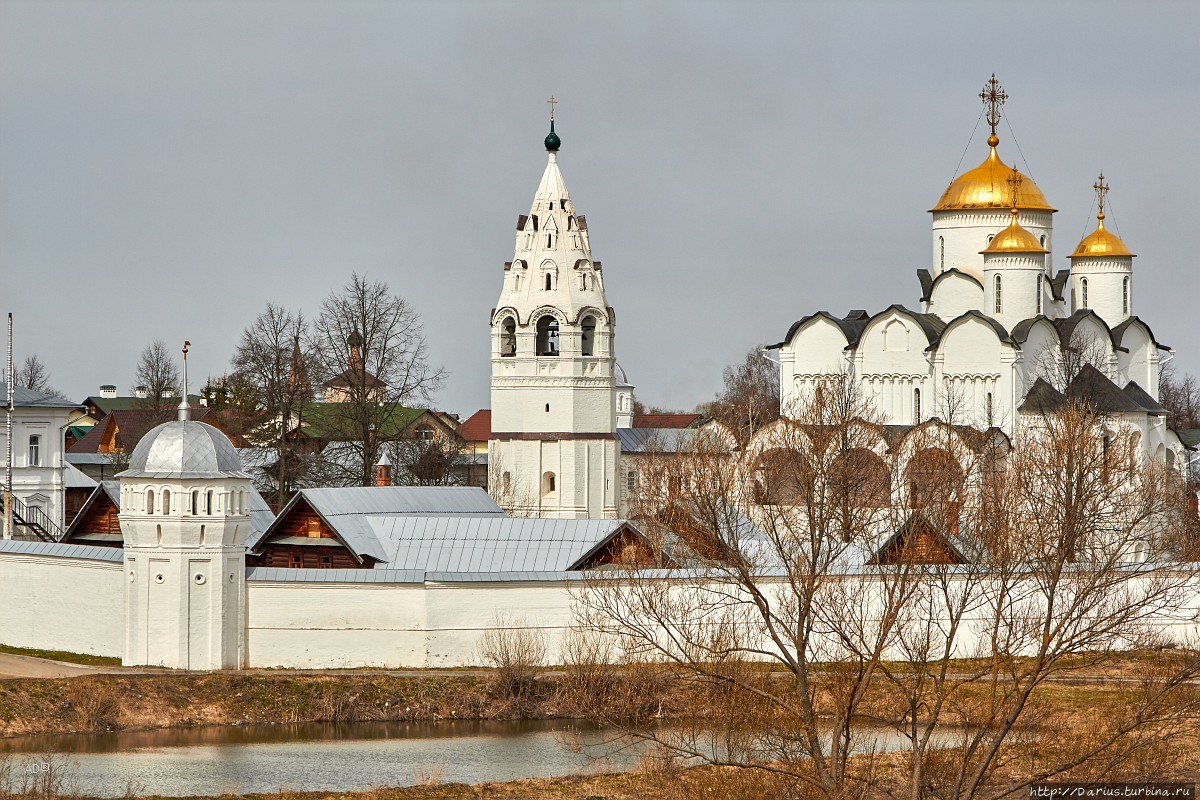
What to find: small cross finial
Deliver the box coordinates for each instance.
[980,73,1008,138]
[1006,167,1023,212]
[547,94,557,123]
[1093,172,1109,219]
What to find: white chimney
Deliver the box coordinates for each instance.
[100,384,117,398]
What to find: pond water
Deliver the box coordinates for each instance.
[0,719,644,798]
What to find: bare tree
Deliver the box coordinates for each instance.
[133,340,181,411]
[572,378,1200,800]
[699,344,781,443]
[1160,361,1200,430]
[309,273,445,486]
[230,304,315,506]
[15,355,65,399]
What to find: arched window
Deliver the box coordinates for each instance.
[542,472,557,495]
[205,490,213,515]
[1036,273,1043,315]
[993,275,1002,314]
[756,448,815,506]
[1122,276,1129,315]
[535,316,560,356]
[191,490,199,515]
[1080,277,1089,309]
[162,489,171,515]
[913,388,922,423]
[938,236,944,270]
[986,392,994,427]
[581,315,596,356]
[500,317,516,357]
[544,273,553,291]
[146,490,155,515]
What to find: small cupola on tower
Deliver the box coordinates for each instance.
[931,75,1055,281]
[1068,173,1135,325]
[979,170,1050,329]
[488,99,620,520]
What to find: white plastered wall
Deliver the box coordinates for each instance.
[926,272,984,320]
[0,553,124,657]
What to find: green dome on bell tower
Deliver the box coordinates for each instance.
[544,119,560,152]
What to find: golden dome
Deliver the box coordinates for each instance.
[1069,214,1134,258]
[982,209,1049,255]
[932,143,1055,212]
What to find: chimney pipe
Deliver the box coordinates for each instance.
[375,453,392,487]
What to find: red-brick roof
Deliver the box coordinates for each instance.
[633,413,703,429]
[458,409,492,442]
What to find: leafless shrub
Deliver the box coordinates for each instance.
[64,680,120,731]
[478,613,547,707]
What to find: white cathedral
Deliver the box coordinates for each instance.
[773,76,1183,469]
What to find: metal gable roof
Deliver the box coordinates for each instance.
[0,383,80,410]
[365,516,631,573]
[248,486,504,562]
[0,538,123,563]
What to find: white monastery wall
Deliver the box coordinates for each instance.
[0,552,123,657]
[938,318,1006,427]
[246,580,429,669]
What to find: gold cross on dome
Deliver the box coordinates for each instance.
[980,74,1008,137]
[1006,167,1023,209]
[547,95,557,122]
[1094,172,1110,216]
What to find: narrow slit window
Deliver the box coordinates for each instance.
[993,275,1002,314]
[913,388,922,423]
[1122,276,1129,315]
[1081,277,1089,309]
[1036,273,1043,315]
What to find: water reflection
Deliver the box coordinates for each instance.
[0,720,639,798]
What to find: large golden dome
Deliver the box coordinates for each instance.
[982,209,1049,254]
[1070,214,1134,258]
[933,140,1055,212]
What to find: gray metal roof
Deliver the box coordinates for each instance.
[65,453,116,465]
[119,419,251,479]
[0,538,123,563]
[247,566,426,583]
[0,383,80,409]
[63,462,98,489]
[247,486,504,561]
[365,516,630,572]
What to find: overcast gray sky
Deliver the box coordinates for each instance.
[2,0,1197,415]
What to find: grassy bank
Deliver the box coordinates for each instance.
[0,671,615,739]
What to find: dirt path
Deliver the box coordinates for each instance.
[0,652,141,679]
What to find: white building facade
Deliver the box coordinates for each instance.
[488,119,620,518]
[0,384,82,538]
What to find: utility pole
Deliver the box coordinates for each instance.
[4,313,13,540]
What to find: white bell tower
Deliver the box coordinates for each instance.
[488,105,619,519]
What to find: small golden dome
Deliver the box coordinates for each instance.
[982,209,1049,255]
[1069,214,1134,258]
[932,145,1055,212]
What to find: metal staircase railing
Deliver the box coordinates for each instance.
[0,490,63,542]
